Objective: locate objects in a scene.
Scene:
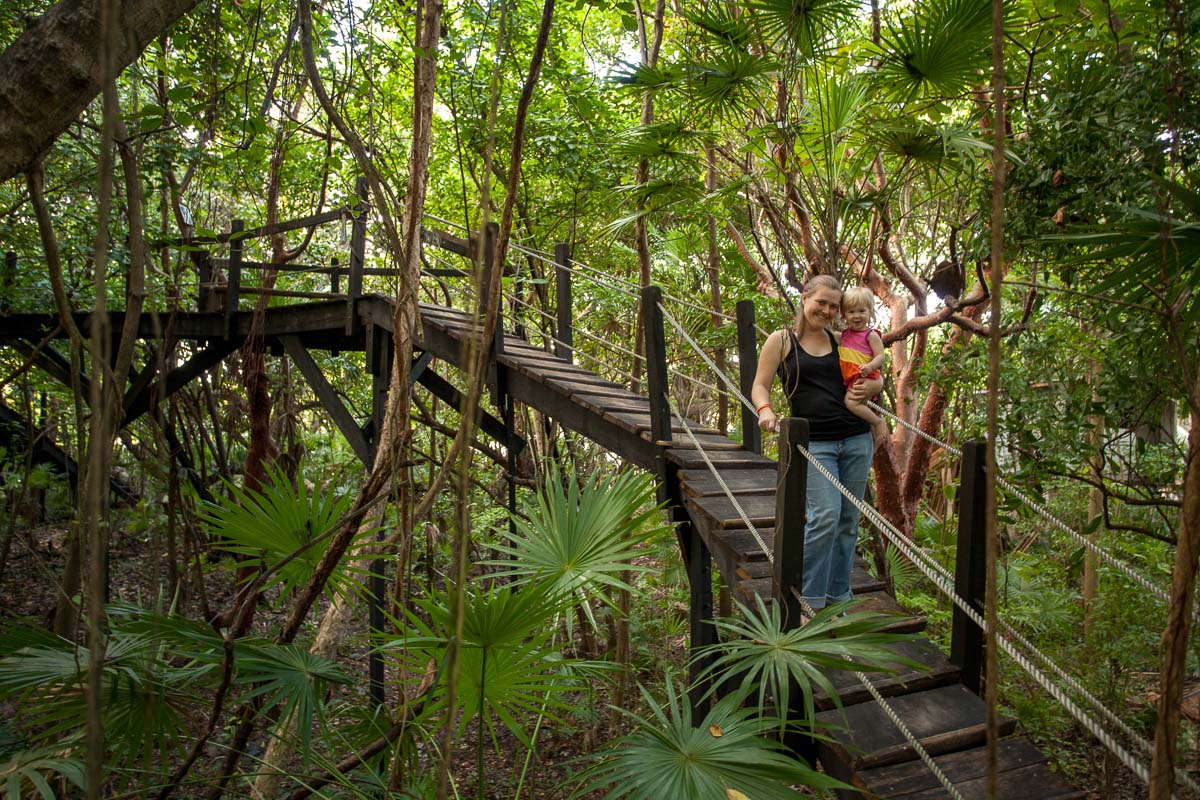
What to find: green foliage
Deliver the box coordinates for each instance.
[0,747,85,800]
[199,464,365,599]
[570,680,848,799]
[700,598,920,729]
[488,464,667,631]
[385,582,586,746]
[873,0,993,101]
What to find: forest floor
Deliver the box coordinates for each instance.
[0,521,1188,798]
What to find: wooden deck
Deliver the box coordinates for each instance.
[0,294,1083,799]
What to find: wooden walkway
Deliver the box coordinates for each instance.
[0,294,1083,798]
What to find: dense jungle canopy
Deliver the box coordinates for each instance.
[0,0,1197,797]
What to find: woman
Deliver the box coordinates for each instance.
[750,275,874,616]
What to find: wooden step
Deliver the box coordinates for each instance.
[811,639,961,713]
[816,683,1017,776]
[734,560,886,596]
[645,431,746,450]
[853,736,1085,800]
[685,493,776,531]
[730,584,923,634]
[604,410,721,437]
[679,468,777,497]
[667,447,776,470]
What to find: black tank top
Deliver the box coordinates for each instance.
[778,329,871,441]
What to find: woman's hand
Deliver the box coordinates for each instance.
[846,380,870,403]
[758,407,778,433]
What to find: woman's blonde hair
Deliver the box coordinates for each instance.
[792,274,843,338]
[841,286,875,319]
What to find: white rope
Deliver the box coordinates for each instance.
[662,394,964,800]
[422,213,470,232]
[794,442,1169,795]
[866,399,1188,623]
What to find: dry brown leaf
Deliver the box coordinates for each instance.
[1052,206,1066,226]
[708,724,724,737]
[725,789,750,800]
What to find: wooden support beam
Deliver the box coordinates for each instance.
[951,440,987,695]
[554,243,572,363]
[407,350,433,387]
[345,178,368,337]
[774,417,808,628]
[1,252,15,313]
[282,335,372,467]
[225,219,243,340]
[122,338,244,426]
[414,368,525,456]
[154,205,349,247]
[736,299,760,455]
[641,285,671,495]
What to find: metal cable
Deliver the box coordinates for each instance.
[664,397,964,800]
[866,399,1186,621]
[794,442,1167,795]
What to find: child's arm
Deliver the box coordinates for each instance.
[860,331,887,376]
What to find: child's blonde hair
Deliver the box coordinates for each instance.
[841,286,875,319]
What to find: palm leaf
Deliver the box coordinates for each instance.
[747,0,859,57]
[699,598,921,730]
[872,0,992,101]
[0,747,85,800]
[569,680,849,799]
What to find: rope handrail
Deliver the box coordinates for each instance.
[866,399,1189,622]
[664,398,964,800]
[503,291,727,398]
[793,441,1172,796]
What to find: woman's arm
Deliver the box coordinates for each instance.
[752,331,785,432]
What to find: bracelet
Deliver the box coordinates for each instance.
[755,403,773,415]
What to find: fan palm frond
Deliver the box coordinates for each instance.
[487,466,666,620]
[680,50,778,118]
[569,680,849,799]
[873,0,992,101]
[200,464,365,599]
[699,598,920,729]
[748,0,859,57]
[0,747,85,800]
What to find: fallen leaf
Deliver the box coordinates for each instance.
[1052,207,1065,226]
[726,789,750,800]
[1052,168,1065,186]
[709,724,724,737]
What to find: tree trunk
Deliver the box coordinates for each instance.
[0,0,201,182]
[1148,405,1200,798]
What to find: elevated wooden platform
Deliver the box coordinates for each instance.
[0,295,1082,799]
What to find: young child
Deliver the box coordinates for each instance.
[837,286,888,444]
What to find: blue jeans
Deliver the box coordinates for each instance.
[802,432,874,610]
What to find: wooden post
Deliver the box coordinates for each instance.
[1,252,15,313]
[641,285,671,467]
[951,440,987,695]
[687,517,716,717]
[225,220,243,339]
[197,253,210,312]
[330,257,340,295]
[367,324,391,708]
[774,417,809,628]
[345,177,368,336]
[554,243,573,363]
[736,299,760,454]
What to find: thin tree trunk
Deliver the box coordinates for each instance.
[1148,397,1200,797]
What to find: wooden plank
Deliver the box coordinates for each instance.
[735,561,885,595]
[849,590,927,634]
[283,335,372,466]
[856,737,1083,800]
[666,447,776,470]
[810,639,961,712]
[679,468,776,497]
[644,431,745,450]
[685,493,776,530]
[731,568,891,608]
[604,409,721,437]
[816,683,1016,774]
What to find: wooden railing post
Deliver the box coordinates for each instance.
[2,252,15,313]
[225,219,243,339]
[345,177,368,336]
[951,440,987,695]
[641,285,670,465]
[736,299,760,454]
[330,257,341,295]
[774,417,809,628]
[366,323,392,708]
[197,252,213,312]
[554,243,572,363]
